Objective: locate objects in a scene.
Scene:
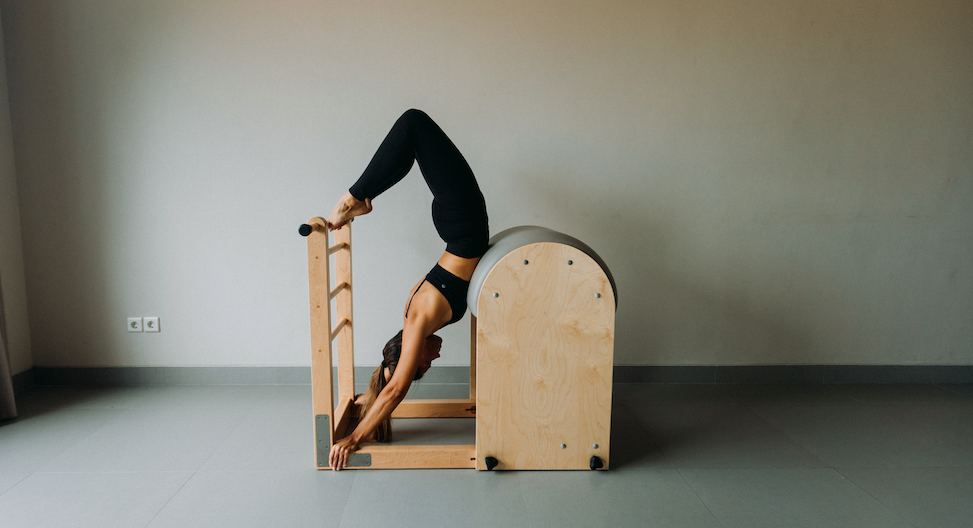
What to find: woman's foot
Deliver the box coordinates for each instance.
[329,192,372,230]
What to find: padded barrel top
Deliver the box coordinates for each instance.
[467,226,617,317]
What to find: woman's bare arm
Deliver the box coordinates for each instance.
[328,286,451,470]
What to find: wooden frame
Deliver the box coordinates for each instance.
[305,217,476,469]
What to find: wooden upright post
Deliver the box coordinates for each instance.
[334,225,355,403]
[306,218,335,468]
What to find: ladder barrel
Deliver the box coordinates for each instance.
[469,226,616,471]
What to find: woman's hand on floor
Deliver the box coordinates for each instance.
[329,435,360,470]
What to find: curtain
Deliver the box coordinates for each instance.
[0,271,17,420]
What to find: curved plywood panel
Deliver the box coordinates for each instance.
[467,226,617,317]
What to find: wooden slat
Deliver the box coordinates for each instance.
[329,282,349,301]
[327,242,349,255]
[475,243,614,470]
[306,217,335,452]
[334,224,356,403]
[391,399,476,418]
[330,318,349,343]
[348,444,476,469]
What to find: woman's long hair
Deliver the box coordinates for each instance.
[357,331,404,443]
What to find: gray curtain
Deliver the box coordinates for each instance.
[0,271,17,420]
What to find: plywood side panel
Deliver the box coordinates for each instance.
[476,243,614,470]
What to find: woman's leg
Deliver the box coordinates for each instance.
[349,109,480,205]
[333,109,489,255]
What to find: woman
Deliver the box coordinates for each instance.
[327,109,488,470]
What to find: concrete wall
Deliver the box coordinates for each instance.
[1,0,970,368]
[0,6,31,375]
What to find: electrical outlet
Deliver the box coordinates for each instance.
[127,317,143,332]
[144,317,160,333]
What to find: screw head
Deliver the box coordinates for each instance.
[593,444,599,449]
[493,293,499,298]
[561,444,567,449]
[596,293,602,298]
[567,260,573,265]
[523,260,529,265]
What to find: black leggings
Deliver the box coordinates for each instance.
[349,109,489,258]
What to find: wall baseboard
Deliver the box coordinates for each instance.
[20,364,973,388]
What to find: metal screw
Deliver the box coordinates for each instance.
[493,293,499,298]
[567,260,573,265]
[523,260,529,265]
[596,293,602,298]
[593,444,599,449]
[561,444,567,449]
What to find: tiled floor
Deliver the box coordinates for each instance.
[1,382,972,527]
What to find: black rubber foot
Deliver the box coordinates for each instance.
[298,224,314,237]
[485,456,499,471]
[589,456,604,470]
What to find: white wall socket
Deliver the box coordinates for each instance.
[127,317,143,332]
[144,317,160,333]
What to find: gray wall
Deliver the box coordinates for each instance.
[0,6,31,376]
[1,0,971,369]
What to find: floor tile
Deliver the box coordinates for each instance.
[832,384,972,405]
[402,383,471,400]
[0,470,30,495]
[724,384,859,407]
[132,385,277,409]
[838,467,973,528]
[40,406,251,472]
[753,405,973,467]
[14,386,149,414]
[609,405,671,469]
[680,468,913,528]
[147,470,355,528]
[881,404,973,460]
[260,384,313,408]
[0,471,192,528]
[628,404,827,468]
[519,468,722,528]
[0,407,125,472]
[938,384,973,400]
[614,384,737,408]
[339,470,530,528]
[199,404,315,471]
[385,417,475,445]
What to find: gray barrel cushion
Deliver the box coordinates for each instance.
[467,225,617,317]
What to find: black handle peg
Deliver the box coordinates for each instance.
[485,456,499,471]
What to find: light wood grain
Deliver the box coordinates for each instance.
[392,399,476,418]
[334,397,356,441]
[334,225,356,404]
[475,243,614,470]
[349,444,476,469]
[306,217,335,453]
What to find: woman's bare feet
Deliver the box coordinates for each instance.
[329,192,372,231]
